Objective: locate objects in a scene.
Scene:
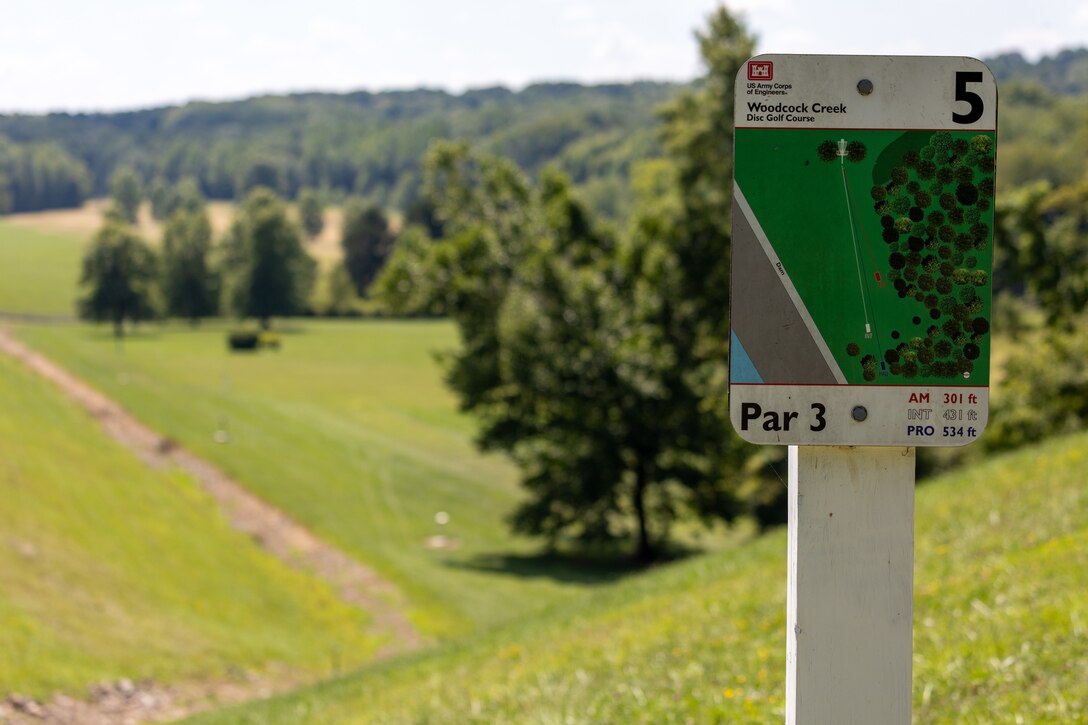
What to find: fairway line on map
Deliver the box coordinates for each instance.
[845,168,885,288]
[842,161,888,371]
[839,147,873,340]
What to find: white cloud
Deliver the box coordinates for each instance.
[560,2,596,23]
[756,27,820,54]
[305,17,355,44]
[728,0,797,12]
[176,0,205,19]
[3,0,1086,113]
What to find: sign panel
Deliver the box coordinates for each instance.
[730,55,996,446]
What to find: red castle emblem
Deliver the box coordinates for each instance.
[748,61,773,81]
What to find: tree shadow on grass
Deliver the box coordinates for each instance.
[85,326,163,344]
[445,546,700,587]
[265,321,311,335]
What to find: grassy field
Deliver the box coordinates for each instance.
[0,350,379,699]
[180,431,1088,724]
[6,212,1083,722]
[3,199,344,262]
[4,199,235,246]
[14,320,671,639]
[0,221,85,316]
[0,201,346,319]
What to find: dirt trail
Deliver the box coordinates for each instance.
[2,675,301,725]
[0,327,428,723]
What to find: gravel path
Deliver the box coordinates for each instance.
[0,327,428,724]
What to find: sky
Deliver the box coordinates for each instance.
[1,0,1086,114]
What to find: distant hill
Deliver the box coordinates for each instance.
[0,82,680,220]
[985,47,1088,94]
[1,47,1084,219]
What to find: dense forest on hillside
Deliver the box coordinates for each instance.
[0,47,1086,220]
[0,83,674,219]
[986,47,1088,94]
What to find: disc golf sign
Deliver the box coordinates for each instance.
[730,55,996,446]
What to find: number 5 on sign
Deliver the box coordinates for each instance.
[954,71,985,124]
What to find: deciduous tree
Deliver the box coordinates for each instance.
[995,179,1088,325]
[78,221,159,338]
[0,172,11,214]
[0,138,91,212]
[162,208,219,323]
[109,167,143,224]
[150,176,205,220]
[373,8,762,558]
[297,188,325,239]
[219,187,315,328]
[341,200,393,296]
[322,262,359,316]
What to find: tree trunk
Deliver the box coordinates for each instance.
[113,315,125,354]
[633,460,654,563]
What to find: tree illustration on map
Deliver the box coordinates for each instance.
[822,131,995,381]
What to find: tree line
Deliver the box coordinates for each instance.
[77,176,396,336]
[2,50,1084,221]
[0,136,90,213]
[987,47,1088,95]
[0,83,676,221]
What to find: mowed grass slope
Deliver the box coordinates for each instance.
[16,321,608,638]
[0,221,84,316]
[0,352,378,699]
[4,206,666,640]
[182,432,1088,724]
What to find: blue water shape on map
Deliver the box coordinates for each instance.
[730,331,763,383]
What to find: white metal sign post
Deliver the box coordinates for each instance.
[730,55,996,723]
[785,446,915,723]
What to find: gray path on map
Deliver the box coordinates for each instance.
[731,187,845,385]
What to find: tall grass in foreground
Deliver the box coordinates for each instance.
[183,432,1088,724]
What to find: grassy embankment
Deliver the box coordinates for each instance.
[181,431,1088,724]
[3,212,683,640]
[1,214,577,701]
[0,351,380,699]
[18,321,658,639]
[6,210,1084,722]
[0,222,84,317]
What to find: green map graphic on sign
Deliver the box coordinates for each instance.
[730,54,996,446]
[732,127,994,387]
